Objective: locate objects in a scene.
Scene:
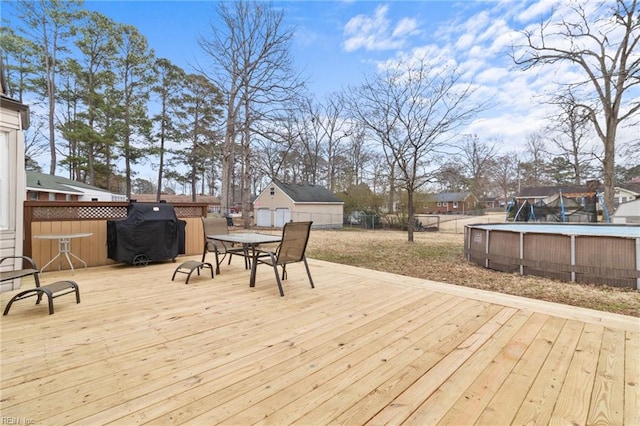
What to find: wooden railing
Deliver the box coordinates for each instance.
[24,201,209,270]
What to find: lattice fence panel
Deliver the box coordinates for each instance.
[32,206,128,221]
[175,206,205,218]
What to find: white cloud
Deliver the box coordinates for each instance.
[516,0,561,23]
[455,33,475,50]
[392,17,419,38]
[342,0,638,155]
[342,5,419,52]
[475,67,510,84]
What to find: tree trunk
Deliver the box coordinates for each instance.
[242,129,251,229]
[156,136,164,202]
[48,77,56,174]
[602,130,616,220]
[220,117,235,215]
[407,189,414,242]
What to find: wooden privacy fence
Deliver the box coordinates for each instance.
[24,201,209,271]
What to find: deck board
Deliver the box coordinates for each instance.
[1,255,638,425]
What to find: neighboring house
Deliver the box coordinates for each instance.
[253,180,343,228]
[516,181,602,204]
[26,171,126,201]
[518,181,640,208]
[424,192,479,214]
[517,180,640,213]
[613,182,640,208]
[484,197,505,209]
[612,199,640,224]
[132,193,221,213]
[0,72,30,291]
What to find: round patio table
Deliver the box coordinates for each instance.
[34,232,93,273]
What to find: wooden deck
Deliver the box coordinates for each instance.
[1,255,639,425]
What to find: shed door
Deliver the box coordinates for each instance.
[256,208,271,227]
[275,208,290,227]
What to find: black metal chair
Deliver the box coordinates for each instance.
[2,255,80,315]
[201,217,248,274]
[1,256,40,287]
[251,221,314,296]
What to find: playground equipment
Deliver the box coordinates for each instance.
[506,191,600,223]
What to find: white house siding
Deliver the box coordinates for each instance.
[274,208,291,227]
[614,187,640,207]
[255,208,271,227]
[612,199,640,224]
[253,182,343,229]
[67,185,126,201]
[0,105,26,291]
[289,203,343,228]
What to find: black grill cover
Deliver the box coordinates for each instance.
[107,202,186,264]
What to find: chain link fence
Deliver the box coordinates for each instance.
[343,212,506,233]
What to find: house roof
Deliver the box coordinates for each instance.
[427,192,474,202]
[131,194,220,205]
[617,182,640,195]
[613,198,640,218]
[518,181,640,198]
[270,180,342,203]
[518,185,601,198]
[1,61,30,129]
[26,171,99,195]
[0,94,30,130]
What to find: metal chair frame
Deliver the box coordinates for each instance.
[201,217,248,274]
[252,221,314,296]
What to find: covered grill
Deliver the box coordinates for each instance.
[107,202,186,266]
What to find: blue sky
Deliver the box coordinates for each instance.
[76,0,565,144]
[80,0,470,97]
[4,0,638,181]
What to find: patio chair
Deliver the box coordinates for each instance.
[2,256,80,315]
[1,256,40,287]
[201,217,248,274]
[251,221,314,297]
[3,280,80,315]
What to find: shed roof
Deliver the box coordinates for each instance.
[427,192,474,202]
[518,182,640,199]
[131,194,220,205]
[0,94,30,130]
[26,171,93,195]
[617,182,640,195]
[517,185,600,198]
[271,180,342,203]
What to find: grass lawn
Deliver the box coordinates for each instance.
[306,228,640,317]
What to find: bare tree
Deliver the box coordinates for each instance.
[253,110,302,180]
[296,97,325,185]
[347,58,485,241]
[23,116,49,170]
[520,131,550,187]
[457,134,498,201]
[512,0,640,213]
[198,1,303,227]
[435,162,468,192]
[547,89,595,185]
[315,94,353,192]
[492,153,519,202]
[345,123,374,187]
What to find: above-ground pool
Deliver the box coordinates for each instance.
[464,223,640,289]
